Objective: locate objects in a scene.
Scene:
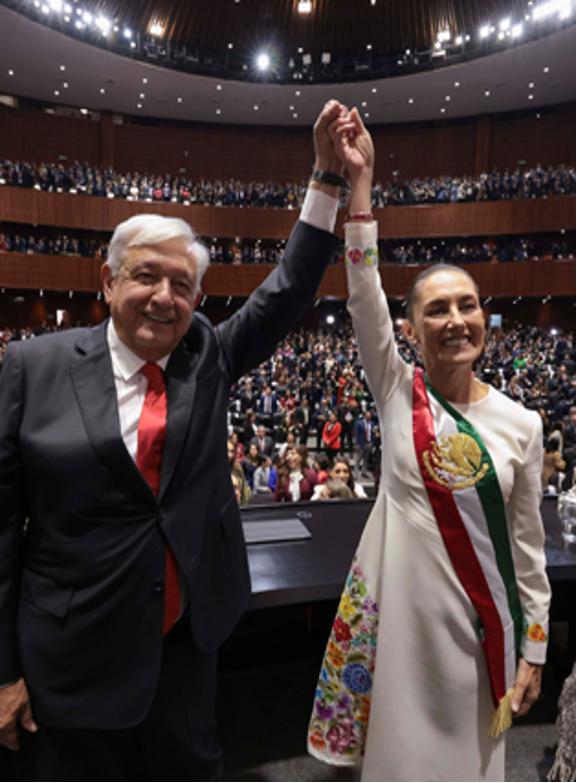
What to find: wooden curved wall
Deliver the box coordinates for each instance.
[1,251,573,300]
[0,187,574,240]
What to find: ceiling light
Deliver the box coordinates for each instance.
[150,22,164,36]
[64,14,70,21]
[143,78,148,83]
[498,31,506,40]
[362,101,367,107]
[408,97,414,103]
[455,35,463,44]
[256,53,271,70]
[42,4,49,14]
[500,18,511,30]
[80,108,89,115]
[60,65,65,70]
[532,1,561,20]
[82,11,92,24]
[49,0,62,11]
[216,84,222,90]
[137,103,142,109]
[440,108,446,113]
[254,104,259,110]
[130,41,136,48]
[298,47,304,54]
[123,28,132,39]
[445,95,450,101]
[367,43,372,50]
[216,109,221,115]
[528,94,534,99]
[485,90,491,96]
[139,93,145,99]
[372,87,377,93]
[529,82,535,87]
[297,1,312,13]
[54,90,60,96]
[63,82,68,88]
[289,105,294,110]
[512,23,524,36]
[228,43,233,49]
[295,90,301,96]
[100,88,105,94]
[293,113,298,119]
[480,25,491,38]
[454,81,460,87]
[543,66,550,72]
[8,69,14,76]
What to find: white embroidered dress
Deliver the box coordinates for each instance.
[308,222,551,782]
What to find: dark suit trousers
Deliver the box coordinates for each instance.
[16,623,222,782]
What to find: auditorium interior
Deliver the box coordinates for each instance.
[0,0,575,780]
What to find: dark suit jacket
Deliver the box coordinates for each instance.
[0,220,339,731]
[249,435,275,457]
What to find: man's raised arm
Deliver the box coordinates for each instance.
[217,100,348,382]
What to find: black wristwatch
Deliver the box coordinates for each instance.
[310,169,348,189]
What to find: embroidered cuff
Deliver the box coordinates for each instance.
[521,621,548,664]
[344,221,378,267]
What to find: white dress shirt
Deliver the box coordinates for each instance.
[107,320,170,462]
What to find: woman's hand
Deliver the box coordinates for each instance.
[512,658,543,717]
[330,108,374,183]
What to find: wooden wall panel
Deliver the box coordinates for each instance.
[1,253,573,299]
[1,103,573,184]
[0,106,100,165]
[0,187,573,239]
[490,104,576,171]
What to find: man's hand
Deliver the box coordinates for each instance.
[0,678,37,751]
[313,100,348,176]
[512,658,543,718]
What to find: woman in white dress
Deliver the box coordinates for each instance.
[308,110,551,781]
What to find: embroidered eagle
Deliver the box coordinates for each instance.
[432,433,482,477]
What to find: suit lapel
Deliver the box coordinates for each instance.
[159,340,197,501]
[69,322,149,497]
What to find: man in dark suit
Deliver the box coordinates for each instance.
[562,405,576,490]
[0,101,356,780]
[354,409,375,477]
[295,397,312,445]
[257,384,279,427]
[250,425,275,458]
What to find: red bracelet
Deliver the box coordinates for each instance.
[344,212,374,223]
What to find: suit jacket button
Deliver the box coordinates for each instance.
[153,579,164,595]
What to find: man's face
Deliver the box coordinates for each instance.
[102,237,199,362]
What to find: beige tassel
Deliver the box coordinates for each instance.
[488,687,514,739]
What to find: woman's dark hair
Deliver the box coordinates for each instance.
[315,453,330,471]
[330,455,355,492]
[546,437,561,453]
[405,263,480,324]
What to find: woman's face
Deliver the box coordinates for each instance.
[286,448,301,471]
[403,270,485,374]
[331,461,350,485]
[249,443,259,458]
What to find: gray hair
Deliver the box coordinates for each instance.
[106,214,210,296]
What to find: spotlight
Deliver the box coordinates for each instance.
[256,52,271,70]
[123,28,132,39]
[512,23,523,37]
[480,25,491,38]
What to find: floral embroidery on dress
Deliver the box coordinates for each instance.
[347,248,363,266]
[363,247,378,266]
[345,246,379,267]
[308,558,379,760]
[524,620,548,643]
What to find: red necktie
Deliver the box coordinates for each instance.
[136,362,180,635]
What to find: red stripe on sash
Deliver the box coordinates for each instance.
[413,369,506,706]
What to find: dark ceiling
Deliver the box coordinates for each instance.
[88,0,528,56]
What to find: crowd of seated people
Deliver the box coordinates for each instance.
[1,318,574,500]
[1,157,574,209]
[1,226,572,268]
[0,230,108,259]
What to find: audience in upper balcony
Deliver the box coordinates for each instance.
[1,157,574,209]
[0,226,573,266]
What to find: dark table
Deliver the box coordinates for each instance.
[242,496,575,609]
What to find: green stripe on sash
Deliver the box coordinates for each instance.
[425,377,524,656]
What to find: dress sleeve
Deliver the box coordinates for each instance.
[345,222,407,411]
[507,412,552,664]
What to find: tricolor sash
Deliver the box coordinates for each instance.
[413,368,523,737]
